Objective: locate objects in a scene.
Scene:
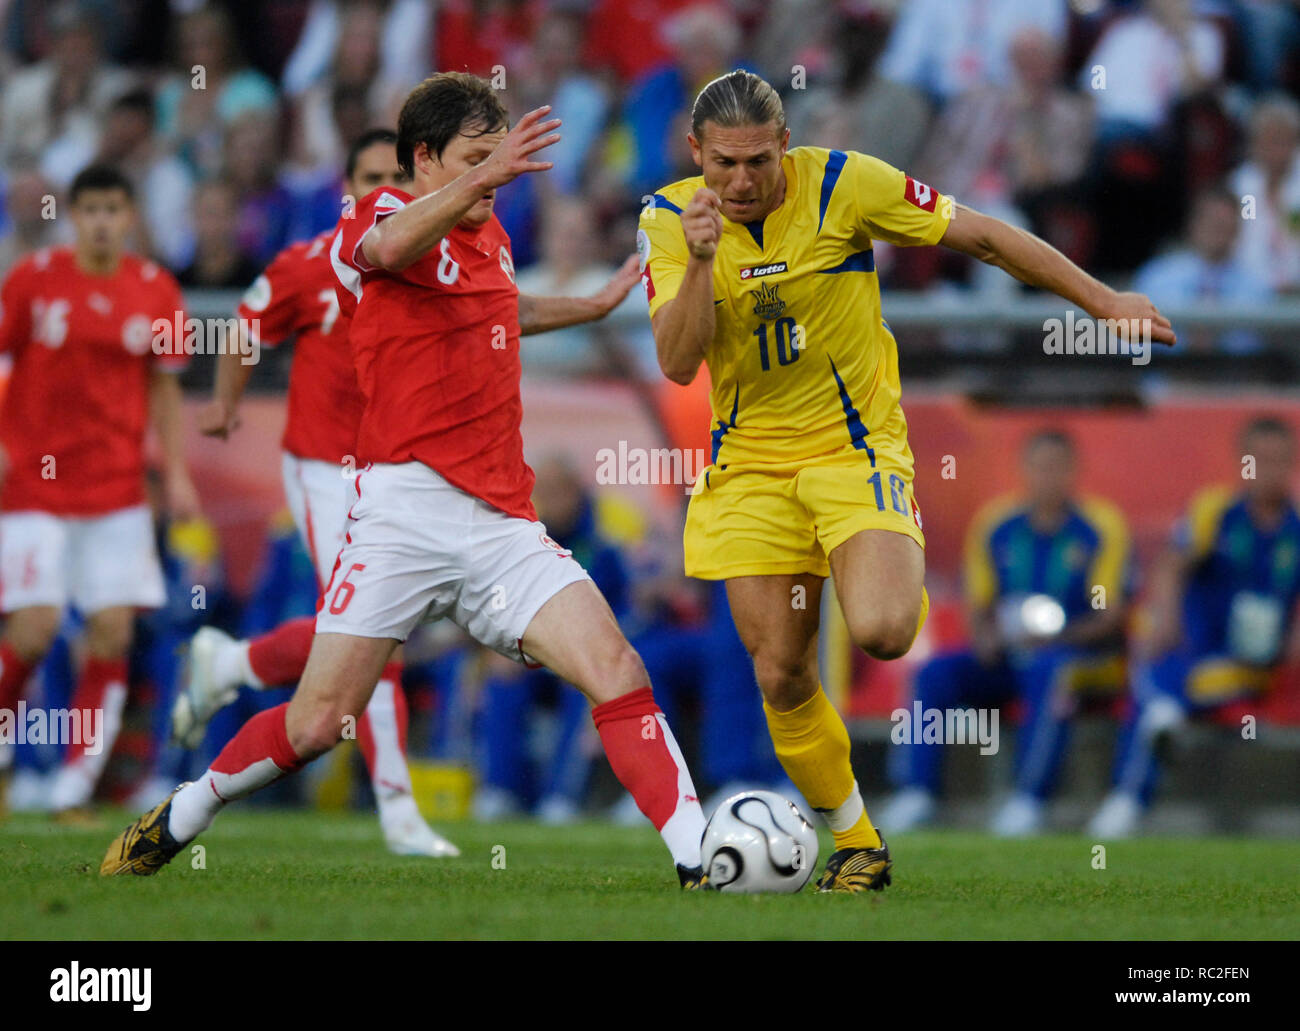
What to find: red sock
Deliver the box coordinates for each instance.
[247,617,315,687]
[0,642,35,712]
[592,686,706,868]
[63,657,128,764]
[207,702,305,801]
[357,662,407,775]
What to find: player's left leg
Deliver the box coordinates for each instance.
[826,527,928,661]
[47,605,134,818]
[517,580,709,884]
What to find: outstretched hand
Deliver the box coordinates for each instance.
[479,106,562,190]
[593,254,641,314]
[1091,290,1176,347]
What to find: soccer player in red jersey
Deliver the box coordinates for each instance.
[169,129,459,857]
[0,165,200,818]
[103,73,712,887]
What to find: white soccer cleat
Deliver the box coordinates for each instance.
[1088,791,1143,839]
[990,792,1046,837]
[879,787,937,832]
[171,627,243,750]
[383,817,461,857]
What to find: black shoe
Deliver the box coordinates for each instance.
[677,863,710,890]
[100,783,190,876]
[816,835,892,894]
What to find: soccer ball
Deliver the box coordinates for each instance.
[701,790,819,893]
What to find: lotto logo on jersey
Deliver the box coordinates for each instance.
[739,262,788,281]
[641,265,656,302]
[904,175,939,213]
[911,497,923,530]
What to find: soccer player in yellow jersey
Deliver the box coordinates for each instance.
[638,70,1176,893]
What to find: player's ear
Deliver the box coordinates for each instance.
[412,141,438,175]
[779,127,790,155]
[687,132,702,168]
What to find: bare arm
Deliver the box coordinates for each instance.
[362,107,561,273]
[941,203,1176,346]
[150,367,200,519]
[518,255,640,336]
[198,321,256,438]
[648,188,723,385]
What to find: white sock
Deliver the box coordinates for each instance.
[819,779,866,833]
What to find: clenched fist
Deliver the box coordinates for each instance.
[682,187,723,262]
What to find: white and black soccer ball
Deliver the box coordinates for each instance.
[701,790,819,893]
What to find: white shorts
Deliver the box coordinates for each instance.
[314,461,591,662]
[282,452,353,589]
[0,505,166,614]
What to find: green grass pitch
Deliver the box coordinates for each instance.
[2,808,1296,939]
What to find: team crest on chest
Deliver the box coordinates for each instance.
[499,246,515,283]
[750,279,786,321]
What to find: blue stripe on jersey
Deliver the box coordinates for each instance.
[818,249,876,275]
[746,220,764,249]
[651,194,683,216]
[818,150,848,232]
[828,356,874,465]
[710,385,740,467]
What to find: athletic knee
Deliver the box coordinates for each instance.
[751,649,817,711]
[847,608,918,661]
[586,641,648,702]
[287,706,346,759]
[84,612,134,659]
[4,607,61,663]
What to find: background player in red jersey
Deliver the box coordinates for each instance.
[103,73,711,886]
[168,129,459,857]
[0,165,199,819]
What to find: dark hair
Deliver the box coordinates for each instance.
[1023,428,1075,459]
[1240,415,1295,448]
[69,164,134,203]
[691,69,786,139]
[109,87,155,122]
[346,127,398,179]
[396,72,507,175]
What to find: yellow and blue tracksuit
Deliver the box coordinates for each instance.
[1110,487,1300,802]
[890,495,1132,799]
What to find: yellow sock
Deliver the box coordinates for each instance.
[764,689,880,851]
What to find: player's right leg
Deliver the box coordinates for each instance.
[100,631,396,875]
[725,573,893,894]
[2,511,73,816]
[0,606,62,816]
[0,511,73,711]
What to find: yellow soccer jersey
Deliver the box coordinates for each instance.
[637,146,953,470]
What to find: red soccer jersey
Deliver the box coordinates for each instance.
[330,187,535,520]
[0,247,186,516]
[237,230,364,465]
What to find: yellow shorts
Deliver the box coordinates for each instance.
[683,443,925,579]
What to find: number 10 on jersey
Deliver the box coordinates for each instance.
[752,317,801,372]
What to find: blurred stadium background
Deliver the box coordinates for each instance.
[1,0,1298,838]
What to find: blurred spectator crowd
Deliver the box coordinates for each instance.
[4,0,1300,363]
